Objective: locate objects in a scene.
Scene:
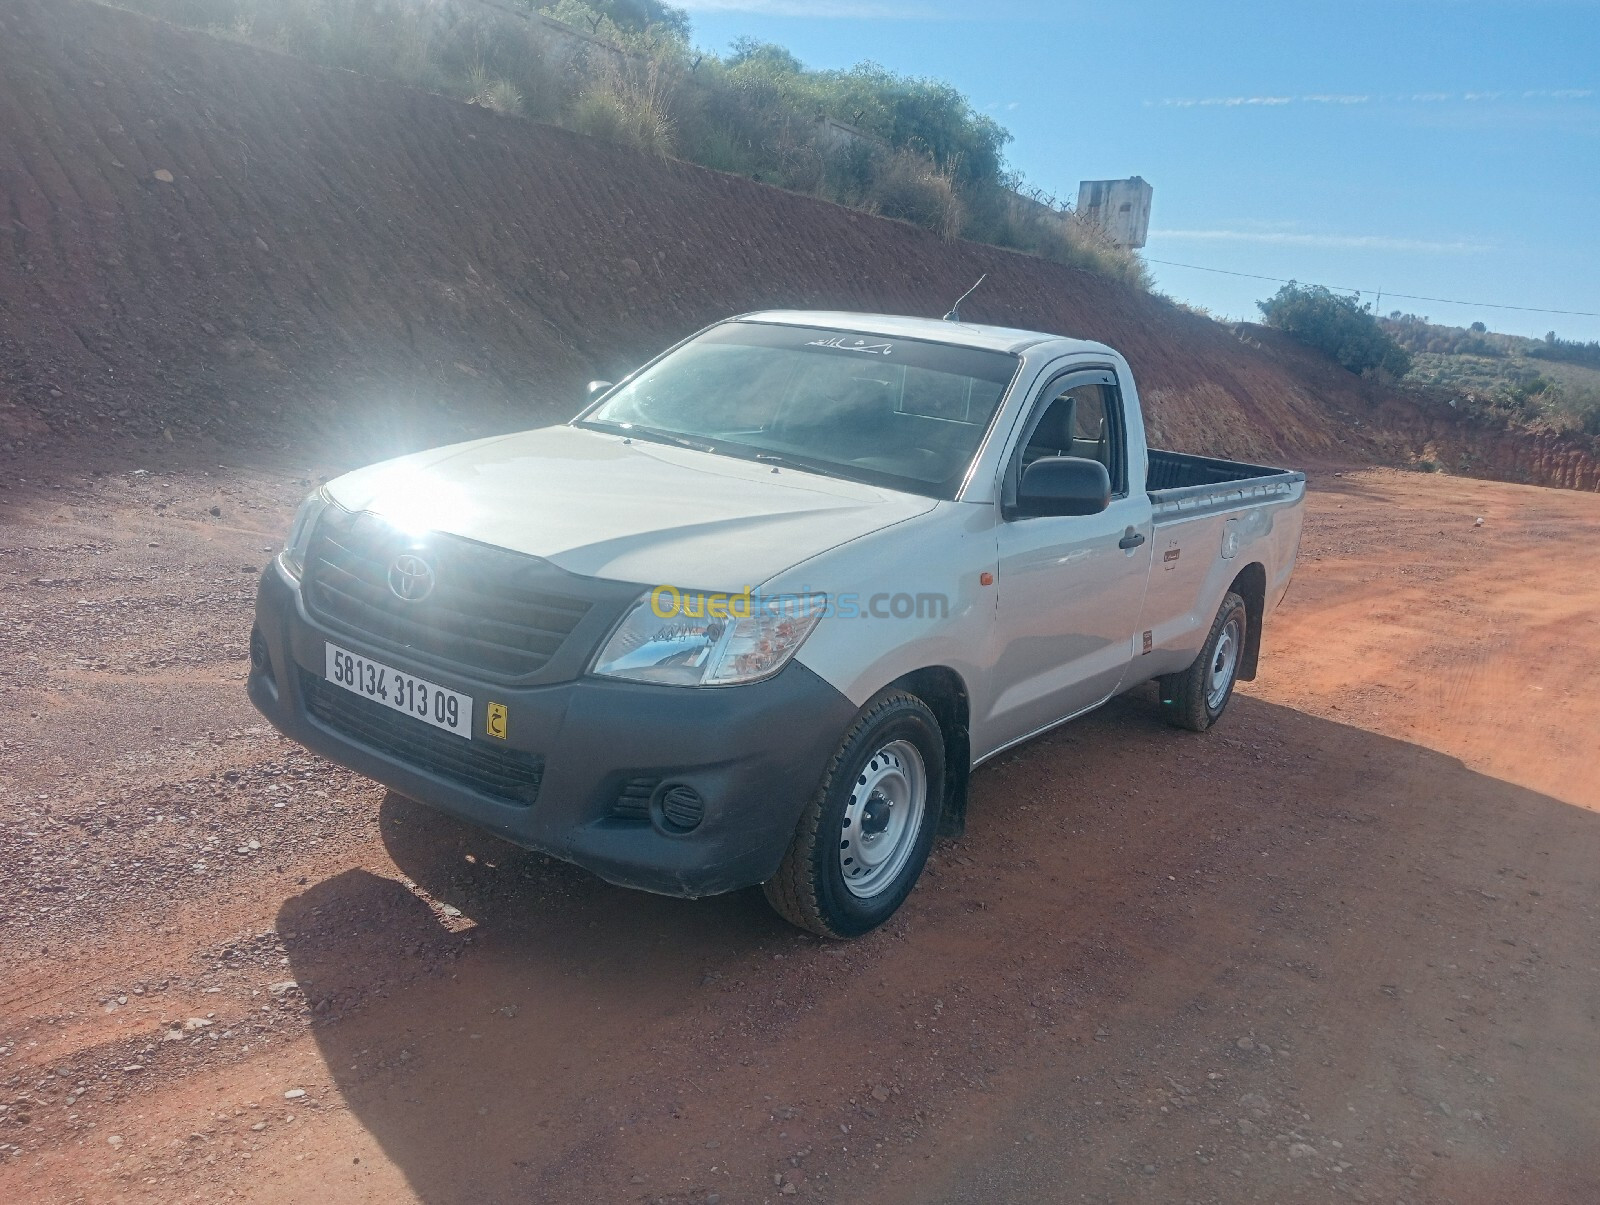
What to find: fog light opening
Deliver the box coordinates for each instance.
[654,783,705,833]
[249,625,274,684]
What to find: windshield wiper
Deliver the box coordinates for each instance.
[582,420,718,455]
[584,421,831,477]
[716,445,825,475]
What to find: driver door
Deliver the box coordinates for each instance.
[983,370,1154,751]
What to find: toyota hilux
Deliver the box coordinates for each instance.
[248,311,1305,936]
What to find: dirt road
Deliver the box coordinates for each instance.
[2,458,1597,1204]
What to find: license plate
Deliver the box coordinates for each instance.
[323,643,473,738]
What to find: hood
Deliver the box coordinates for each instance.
[323,425,938,592]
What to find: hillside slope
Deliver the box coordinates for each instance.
[1,0,1595,490]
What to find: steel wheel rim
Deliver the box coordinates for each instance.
[1207,615,1242,711]
[839,739,927,899]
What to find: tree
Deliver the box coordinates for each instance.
[822,62,1011,187]
[538,0,689,39]
[725,37,804,74]
[1527,335,1600,370]
[720,46,1011,191]
[1257,283,1412,377]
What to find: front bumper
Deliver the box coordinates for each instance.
[247,560,856,897]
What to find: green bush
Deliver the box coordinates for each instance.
[569,53,677,155]
[534,0,689,41]
[1259,284,1412,377]
[866,150,964,240]
[1540,380,1600,436]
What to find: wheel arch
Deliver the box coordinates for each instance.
[1229,561,1268,681]
[886,666,971,838]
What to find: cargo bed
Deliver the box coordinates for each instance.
[1147,449,1306,522]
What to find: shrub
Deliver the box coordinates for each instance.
[866,150,964,240]
[1538,380,1600,436]
[1258,283,1412,377]
[472,78,525,117]
[570,53,676,156]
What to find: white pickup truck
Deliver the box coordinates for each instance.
[249,312,1304,936]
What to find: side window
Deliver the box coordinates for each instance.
[1067,384,1111,471]
[1020,391,1074,464]
[1011,372,1128,503]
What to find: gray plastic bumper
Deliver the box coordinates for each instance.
[247,560,856,897]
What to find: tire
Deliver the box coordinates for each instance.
[763,690,945,938]
[1159,591,1247,732]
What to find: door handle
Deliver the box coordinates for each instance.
[1118,528,1146,550]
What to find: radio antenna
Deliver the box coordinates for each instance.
[942,274,988,323]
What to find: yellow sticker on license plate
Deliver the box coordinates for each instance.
[486,701,508,740]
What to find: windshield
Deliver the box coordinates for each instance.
[576,322,1020,499]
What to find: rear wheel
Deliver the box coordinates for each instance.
[763,690,945,938]
[1159,591,1247,732]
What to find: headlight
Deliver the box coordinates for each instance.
[277,489,332,580]
[592,589,825,687]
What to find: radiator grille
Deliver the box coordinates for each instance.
[303,509,592,680]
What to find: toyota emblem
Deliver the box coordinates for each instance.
[387,552,436,602]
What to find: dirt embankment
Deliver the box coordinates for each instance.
[4,0,1594,489]
[1236,325,1600,491]
[1373,405,1600,492]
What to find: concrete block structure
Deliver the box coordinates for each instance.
[1076,177,1153,249]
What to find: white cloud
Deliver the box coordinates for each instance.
[1158,96,1293,108]
[1150,88,1593,109]
[1153,229,1489,254]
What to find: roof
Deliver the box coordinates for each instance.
[736,310,1113,358]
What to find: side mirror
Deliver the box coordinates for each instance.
[1014,456,1111,517]
[586,380,615,400]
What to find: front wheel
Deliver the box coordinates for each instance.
[1159,591,1247,732]
[763,690,945,938]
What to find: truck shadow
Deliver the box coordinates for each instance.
[275,692,1600,1204]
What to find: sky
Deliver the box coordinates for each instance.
[677,0,1600,341]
